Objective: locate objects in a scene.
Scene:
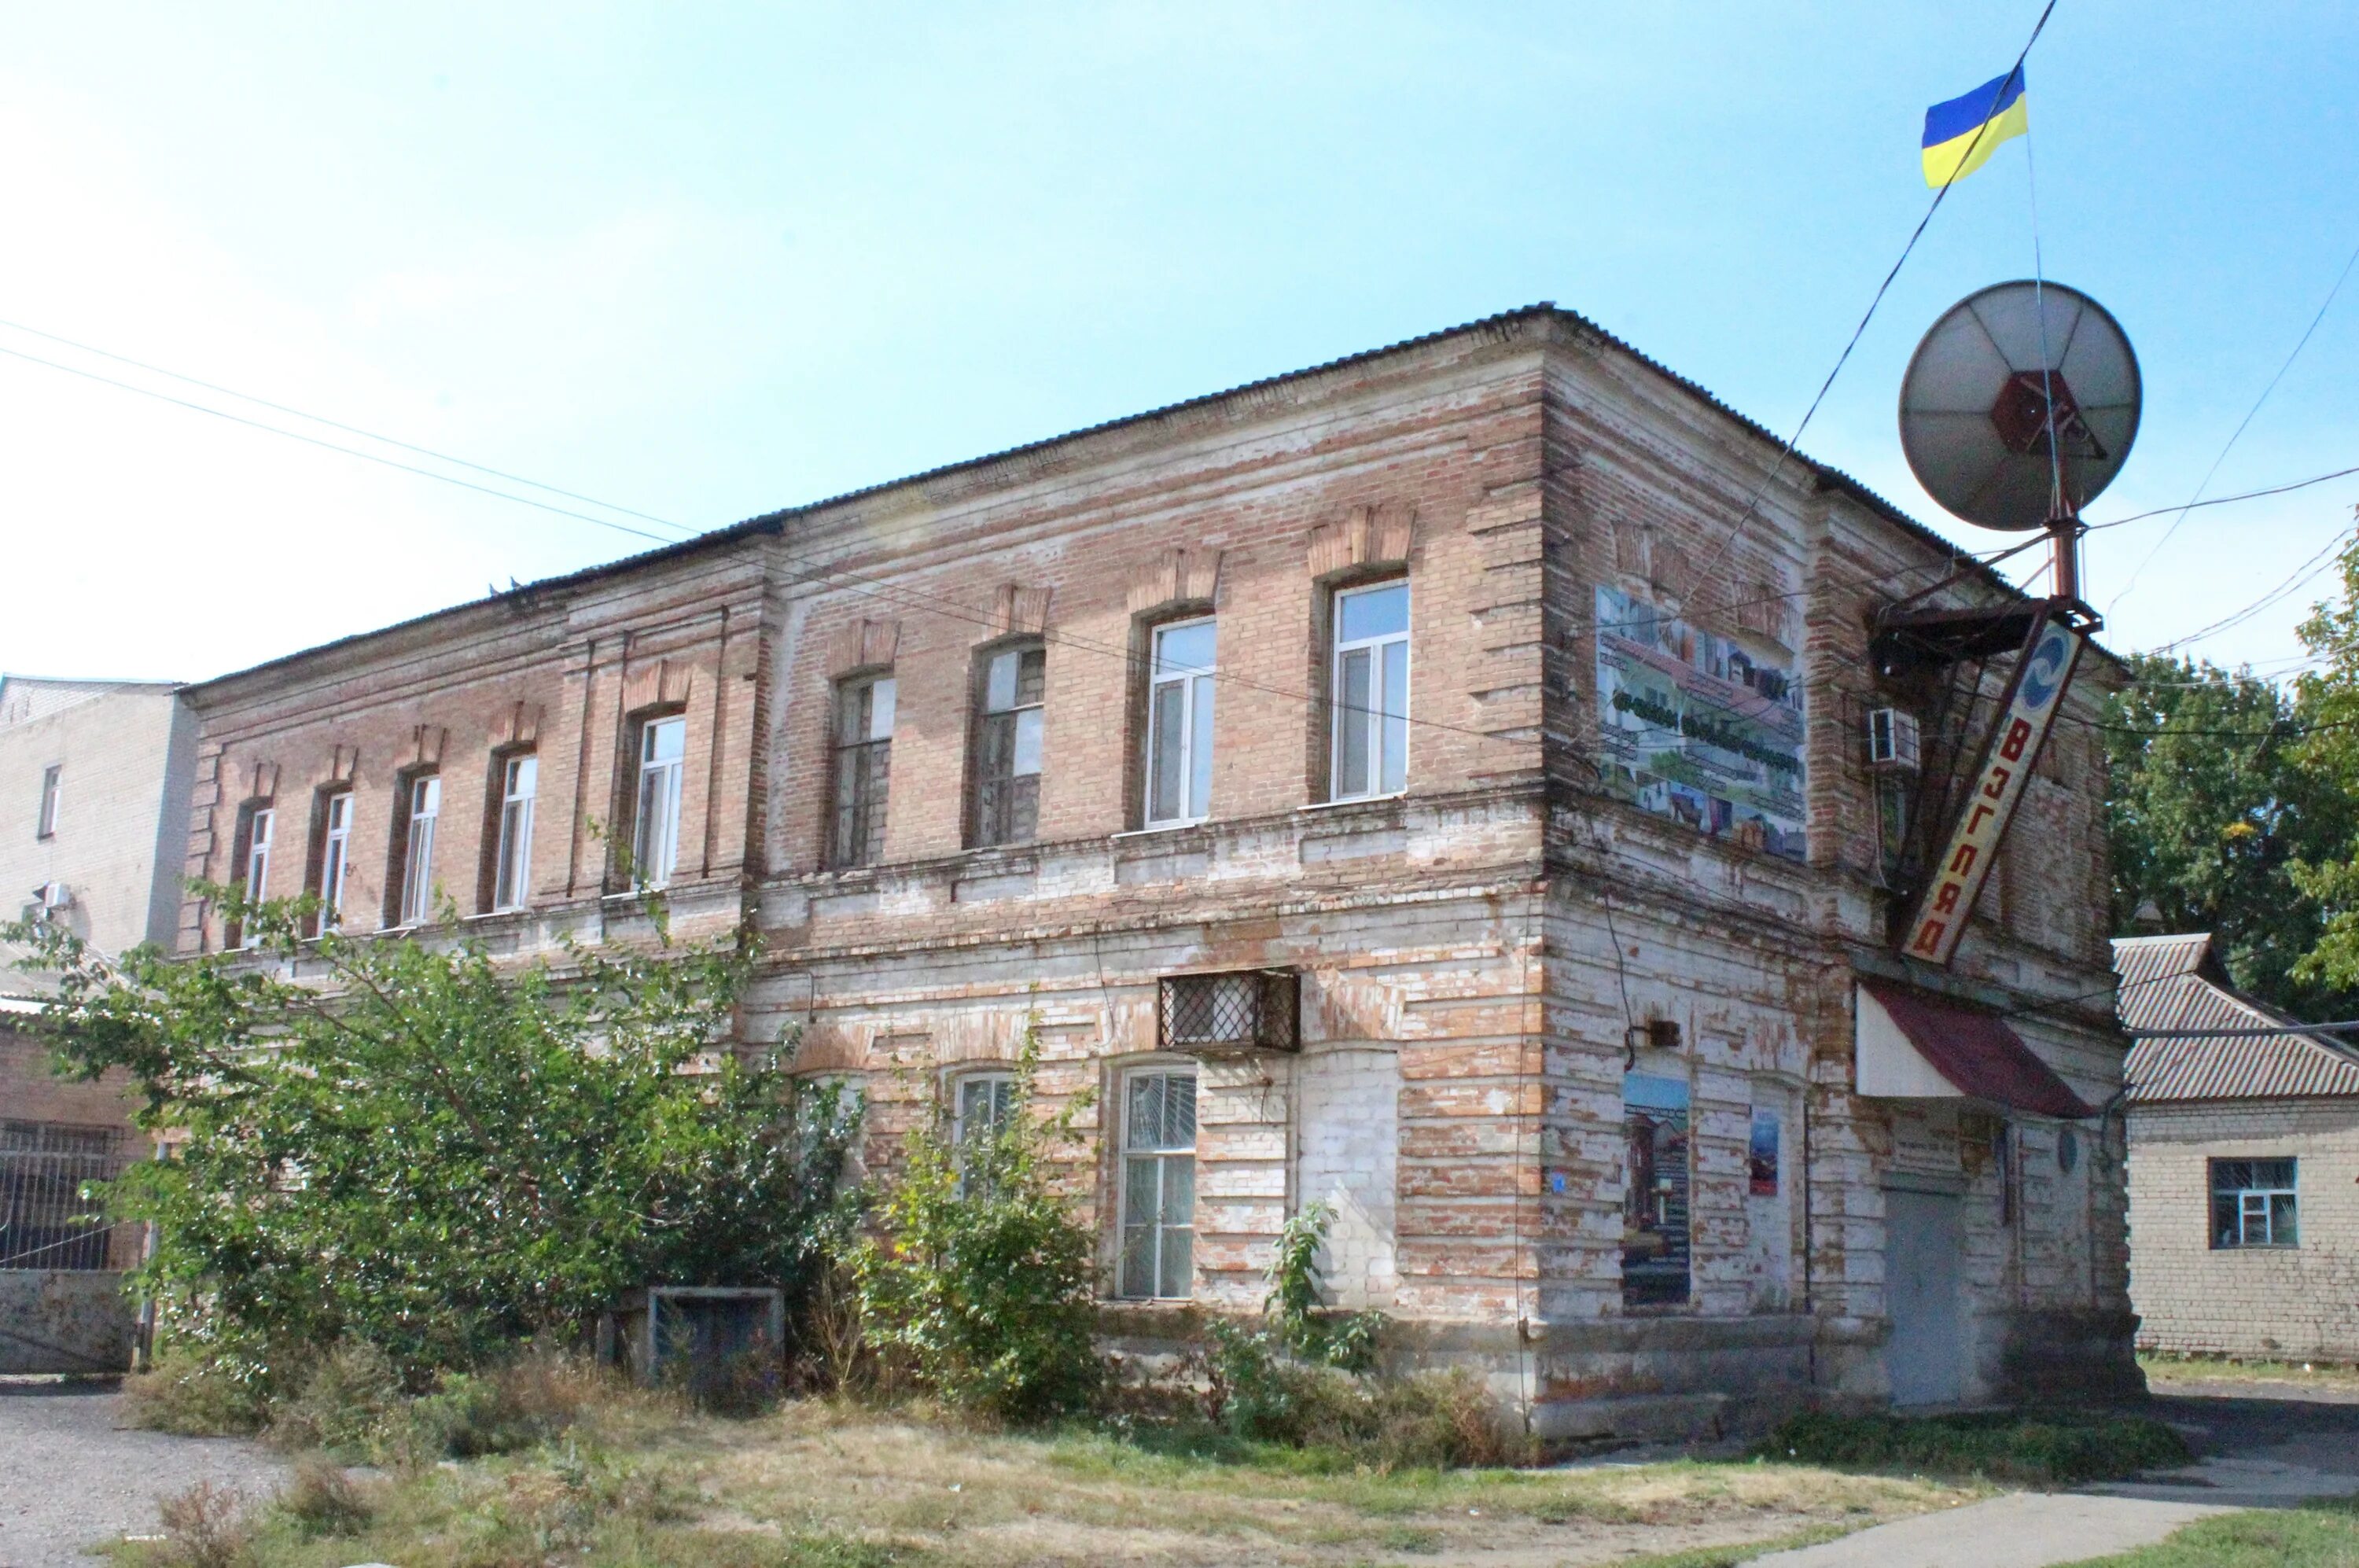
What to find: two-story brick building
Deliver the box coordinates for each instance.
[176,305,2134,1437]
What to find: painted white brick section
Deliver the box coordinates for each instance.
[1296,1043,1401,1309]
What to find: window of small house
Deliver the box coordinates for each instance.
[631,716,686,889]
[392,773,441,926]
[832,674,895,867]
[2210,1158,2297,1249]
[1621,1071,1691,1306]
[232,802,274,948]
[35,764,61,840]
[1330,580,1408,801]
[311,790,354,934]
[971,643,1044,848]
[1118,1067,1197,1301]
[1144,618,1215,827]
[492,754,537,911]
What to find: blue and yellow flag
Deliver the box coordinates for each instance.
[1922,67,2028,187]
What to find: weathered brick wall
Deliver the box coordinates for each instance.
[2128,1099,2359,1360]
[181,550,766,954]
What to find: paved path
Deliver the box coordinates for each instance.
[0,1379,287,1568]
[1752,1381,2359,1568]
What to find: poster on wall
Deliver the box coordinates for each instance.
[1595,583,1806,861]
[1622,1072,1692,1307]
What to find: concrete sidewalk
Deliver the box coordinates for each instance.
[1746,1492,2231,1568]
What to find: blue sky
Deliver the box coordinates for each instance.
[3,2,2354,683]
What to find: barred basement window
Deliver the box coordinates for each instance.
[1157,970,1301,1055]
[2210,1158,2297,1249]
[971,643,1044,848]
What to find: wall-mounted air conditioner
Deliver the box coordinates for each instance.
[31,881,73,911]
[1866,709,1922,772]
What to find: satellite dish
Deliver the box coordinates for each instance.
[1898,281,2140,532]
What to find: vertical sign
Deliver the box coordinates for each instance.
[1903,613,2084,966]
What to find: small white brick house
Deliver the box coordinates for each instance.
[2117,933,2359,1362]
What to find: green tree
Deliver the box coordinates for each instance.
[850,1030,1101,1423]
[2103,650,2352,1014]
[2287,536,2359,993]
[9,888,856,1386]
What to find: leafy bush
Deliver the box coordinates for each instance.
[274,1455,373,1537]
[13,890,858,1386]
[153,1481,250,1568]
[851,1030,1101,1423]
[123,1344,271,1437]
[1757,1408,2192,1485]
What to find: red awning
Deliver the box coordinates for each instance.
[1857,978,2096,1119]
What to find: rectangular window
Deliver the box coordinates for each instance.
[631,716,686,889]
[395,774,441,926]
[1145,619,1216,827]
[493,755,537,911]
[1330,580,1409,801]
[235,804,274,949]
[951,1070,1014,1194]
[832,675,895,868]
[1118,1069,1197,1300]
[1622,1071,1691,1306]
[35,764,61,839]
[2210,1158,2298,1249]
[314,790,353,934]
[972,644,1044,848]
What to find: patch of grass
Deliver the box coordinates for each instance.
[1755,1408,2192,1486]
[2139,1351,2359,1392]
[2063,1500,2359,1566]
[122,1347,269,1437]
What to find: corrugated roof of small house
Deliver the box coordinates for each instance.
[2113,933,2359,1102]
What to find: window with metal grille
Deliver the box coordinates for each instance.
[1157,970,1300,1055]
[972,643,1044,847]
[2210,1158,2297,1249]
[951,1070,1014,1196]
[0,1121,132,1271]
[1118,1068,1196,1300]
[832,675,895,868]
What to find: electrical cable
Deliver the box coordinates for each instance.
[1684,0,2060,617]
[2109,234,2359,610]
[2084,462,2359,531]
[0,315,697,538]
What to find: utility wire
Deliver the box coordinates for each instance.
[2084,462,2359,531]
[2110,234,2359,609]
[0,315,695,538]
[1685,0,2059,616]
[0,341,680,548]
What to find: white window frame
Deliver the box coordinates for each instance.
[1329,580,1410,802]
[316,790,353,933]
[631,716,686,890]
[1144,617,1216,828]
[2211,1158,2298,1250]
[1117,1065,1198,1301]
[493,754,537,912]
[35,764,61,840]
[238,805,274,948]
[397,774,440,926]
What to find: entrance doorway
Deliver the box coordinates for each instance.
[1884,1184,1965,1406]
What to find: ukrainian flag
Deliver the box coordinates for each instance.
[1922,67,2028,187]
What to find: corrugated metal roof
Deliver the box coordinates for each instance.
[2111,933,2359,1102]
[186,303,2051,700]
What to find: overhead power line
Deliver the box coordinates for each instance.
[2109,233,2359,609]
[1685,0,2060,616]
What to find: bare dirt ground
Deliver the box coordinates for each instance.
[0,1379,286,1568]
